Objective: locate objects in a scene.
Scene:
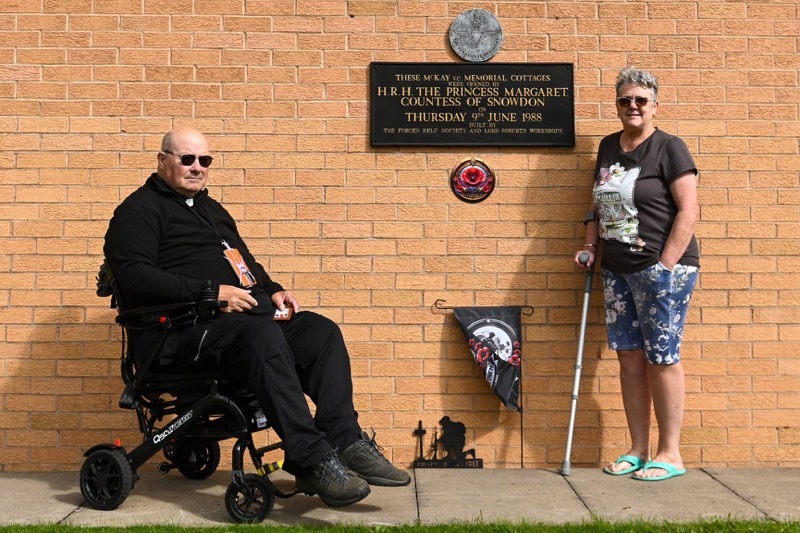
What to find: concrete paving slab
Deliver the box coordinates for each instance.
[0,472,83,525]
[1,470,417,527]
[265,469,418,527]
[65,469,232,527]
[415,468,591,525]
[704,468,800,522]
[2,468,799,526]
[567,467,766,523]
[63,466,418,527]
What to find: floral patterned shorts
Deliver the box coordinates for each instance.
[602,262,699,365]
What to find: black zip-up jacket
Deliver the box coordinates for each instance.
[104,173,283,311]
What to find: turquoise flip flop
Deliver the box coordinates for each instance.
[632,461,686,481]
[603,455,646,476]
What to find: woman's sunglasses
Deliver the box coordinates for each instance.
[616,96,653,107]
[163,150,214,168]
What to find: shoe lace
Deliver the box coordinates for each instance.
[316,450,352,482]
[359,429,392,465]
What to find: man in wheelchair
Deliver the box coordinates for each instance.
[102,126,410,509]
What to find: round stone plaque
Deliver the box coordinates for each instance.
[448,9,503,63]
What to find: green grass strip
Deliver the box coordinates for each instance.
[2,520,800,533]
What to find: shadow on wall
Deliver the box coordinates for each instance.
[518,237,607,470]
[420,234,609,469]
[3,262,138,473]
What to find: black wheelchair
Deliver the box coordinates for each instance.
[79,261,298,523]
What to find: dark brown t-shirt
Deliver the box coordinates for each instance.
[593,129,700,273]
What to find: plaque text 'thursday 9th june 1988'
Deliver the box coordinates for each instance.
[370,62,575,147]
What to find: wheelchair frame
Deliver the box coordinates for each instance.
[79,260,298,523]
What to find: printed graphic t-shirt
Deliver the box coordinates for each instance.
[593,128,700,273]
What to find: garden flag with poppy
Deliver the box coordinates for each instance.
[453,306,523,411]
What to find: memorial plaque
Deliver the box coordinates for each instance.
[450,158,495,203]
[370,62,574,147]
[449,8,503,63]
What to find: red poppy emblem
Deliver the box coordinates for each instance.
[450,159,495,202]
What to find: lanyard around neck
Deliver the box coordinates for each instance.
[178,196,232,250]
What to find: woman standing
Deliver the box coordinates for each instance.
[577,67,700,481]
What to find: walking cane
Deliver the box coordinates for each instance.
[560,251,595,476]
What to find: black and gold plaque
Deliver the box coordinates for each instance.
[370,62,574,146]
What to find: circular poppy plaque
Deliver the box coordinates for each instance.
[450,158,496,203]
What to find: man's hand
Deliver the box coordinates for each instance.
[218,285,257,313]
[271,290,300,314]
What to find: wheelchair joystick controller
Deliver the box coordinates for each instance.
[200,281,215,301]
[198,281,225,318]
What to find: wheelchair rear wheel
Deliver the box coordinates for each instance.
[165,440,221,480]
[225,473,275,523]
[80,448,134,510]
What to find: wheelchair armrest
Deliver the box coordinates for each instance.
[116,299,227,328]
[117,301,200,323]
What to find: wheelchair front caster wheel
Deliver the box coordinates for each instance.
[225,474,275,523]
[80,448,134,510]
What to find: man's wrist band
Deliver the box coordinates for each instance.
[583,243,596,248]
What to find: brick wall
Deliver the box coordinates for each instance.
[1,0,799,472]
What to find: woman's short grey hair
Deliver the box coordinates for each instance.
[616,67,658,101]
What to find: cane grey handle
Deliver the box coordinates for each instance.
[578,252,594,290]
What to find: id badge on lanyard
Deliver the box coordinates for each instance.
[221,240,257,288]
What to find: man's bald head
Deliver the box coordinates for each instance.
[157,126,212,198]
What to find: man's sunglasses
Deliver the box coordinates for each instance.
[616,96,653,107]
[162,150,214,168]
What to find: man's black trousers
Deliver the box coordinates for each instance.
[166,310,363,476]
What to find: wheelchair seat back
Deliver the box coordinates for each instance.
[96,259,239,409]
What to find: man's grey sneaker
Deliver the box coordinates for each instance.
[341,430,412,487]
[295,450,370,508]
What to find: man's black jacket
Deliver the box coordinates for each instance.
[104,173,283,311]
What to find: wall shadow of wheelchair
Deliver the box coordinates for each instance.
[77,260,307,523]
